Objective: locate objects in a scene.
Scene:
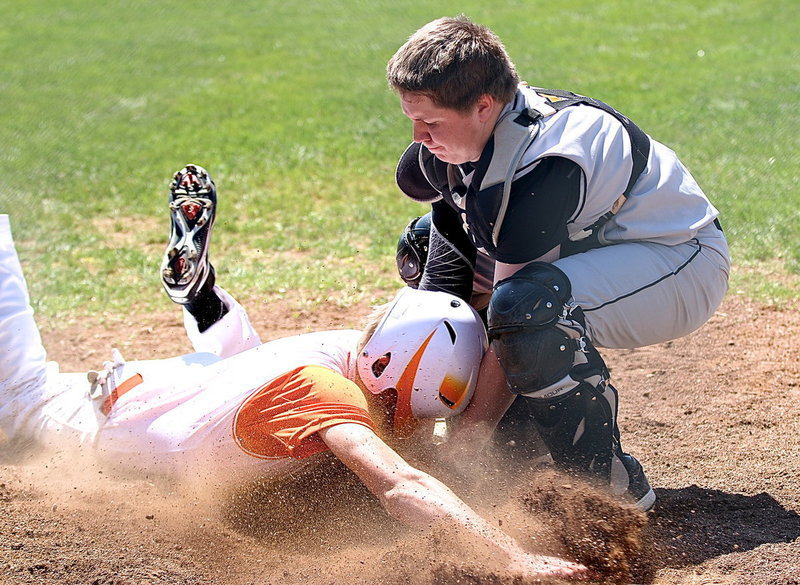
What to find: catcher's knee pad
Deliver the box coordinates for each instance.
[488,262,605,399]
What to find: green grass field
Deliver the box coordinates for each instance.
[1,0,798,322]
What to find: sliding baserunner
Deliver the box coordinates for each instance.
[0,165,589,580]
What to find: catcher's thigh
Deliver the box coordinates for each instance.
[555,223,729,349]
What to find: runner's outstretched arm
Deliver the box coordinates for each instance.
[319,423,590,581]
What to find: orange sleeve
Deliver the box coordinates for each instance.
[232,365,376,460]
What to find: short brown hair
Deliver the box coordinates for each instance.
[386,15,520,112]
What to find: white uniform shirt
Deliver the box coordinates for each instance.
[93,330,361,480]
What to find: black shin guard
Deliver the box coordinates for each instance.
[527,381,621,479]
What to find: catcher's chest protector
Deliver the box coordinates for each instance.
[432,86,651,256]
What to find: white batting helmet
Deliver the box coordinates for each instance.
[357,287,488,437]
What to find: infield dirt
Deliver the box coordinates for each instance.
[2,292,799,584]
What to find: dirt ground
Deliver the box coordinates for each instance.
[2,291,799,585]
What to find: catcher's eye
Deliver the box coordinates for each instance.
[371,353,391,377]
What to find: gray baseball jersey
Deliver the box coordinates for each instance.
[395,85,730,348]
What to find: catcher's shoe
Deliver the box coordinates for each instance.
[614,452,656,512]
[160,164,217,305]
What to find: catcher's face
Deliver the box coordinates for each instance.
[400,91,499,164]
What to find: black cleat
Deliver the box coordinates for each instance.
[160,164,217,305]
[612,452,656,512]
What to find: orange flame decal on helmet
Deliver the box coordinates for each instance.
[392,330,436,438]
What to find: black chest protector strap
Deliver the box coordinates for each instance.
[488,87,651,254]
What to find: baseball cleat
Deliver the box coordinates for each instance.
[160,164,217,305]
[616,452,656,512]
